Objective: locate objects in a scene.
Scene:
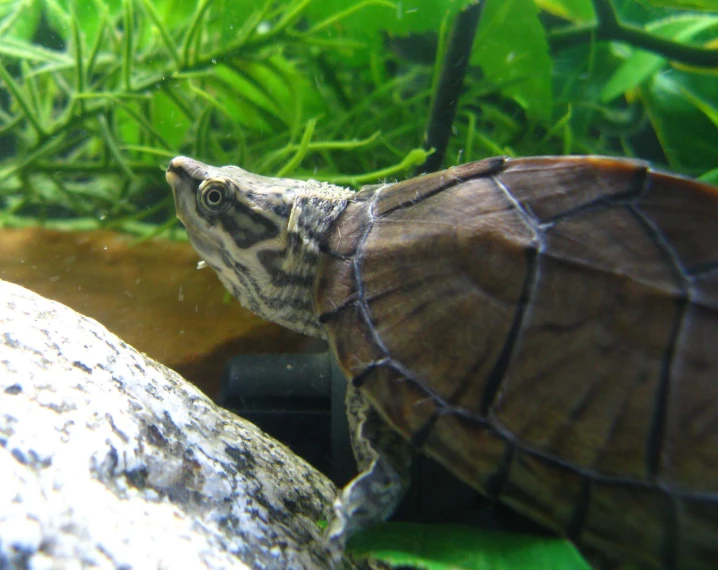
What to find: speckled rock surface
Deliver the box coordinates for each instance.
[0,279,338,569]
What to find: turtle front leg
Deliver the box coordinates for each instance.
[327,387,413,561]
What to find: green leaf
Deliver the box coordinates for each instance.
[99,114,134,179]
[276,117,316,176]
[152,90,192,150]
[138,0,182,67]
[213,64,287,125]
[348,523,591,570]
[677,82,718,129]
[0,0,42,40]
[205,0,270,45]
[180,0,214,66]
[306,0,467,38]
[700,168,718,184]
[534,0,595,22]
[640,73,718,172]
[472,0,553,121]
[0,37,72,64]
[304,0,467,67]
[74,0,112,52]
[0,59,46,134]
[600,15,718,103]
[644,0,718,11]
[122,0,134,90]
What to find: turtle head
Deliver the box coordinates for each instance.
[166,155,302,267]
[166,156,351,337]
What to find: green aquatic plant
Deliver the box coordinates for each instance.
[0,0,716,235]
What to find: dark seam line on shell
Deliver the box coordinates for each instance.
[439,334,496,411]
[351,358,389,388]
[370,277,430,303]
[484,436,514,501]
[491,174,542,235]
[359,348,718,486]
[354,190,393,360]
[479,175,542,415]
[360,357,428,393]
[354,353,717,503]
[385,358,426,389]
[346,369,718,505]
[318,274,443,323]
[446,406,717,501]
[626,205,689,480]
[635,176,687,570]
[566,477,591,542]
[535,165,650,226]
[377,157,506,218]
[358,299,390,357]
[479,245,537,416]
[685,257,718,276]
[318,296,359,323]
[409,411,440,450]
[648,300,686,481]
[353,357,443,411]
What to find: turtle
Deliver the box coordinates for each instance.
[166,154,718,570]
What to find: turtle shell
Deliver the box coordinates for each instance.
[314,156,718,569]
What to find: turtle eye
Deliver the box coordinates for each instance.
[198,181,233,215]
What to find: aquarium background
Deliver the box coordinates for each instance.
[0,0,716,234]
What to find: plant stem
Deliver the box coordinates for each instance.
[418,1,484,174]
[550,0,718,68]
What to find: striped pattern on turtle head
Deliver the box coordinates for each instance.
[166,156,355,337]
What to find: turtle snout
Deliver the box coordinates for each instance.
[166,156,210,183]
[166,156,194,186]
[166,157,202,226]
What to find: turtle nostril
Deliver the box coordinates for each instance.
[166,157,186,176]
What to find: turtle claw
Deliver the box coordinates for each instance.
[327,454,406,542]
[325,454,408,568]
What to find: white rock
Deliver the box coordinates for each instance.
[0,279,340,569]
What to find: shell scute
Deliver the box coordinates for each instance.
[582,481,669,568]
[492,203,684,479]
[499,448,586,534]
[356,364,439,442]
[635,171,718,272]
[320,199,372,258]
[495,156,648,222]
[423,413,509,496]
[372,156,506,218]
[662,280,718,489]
